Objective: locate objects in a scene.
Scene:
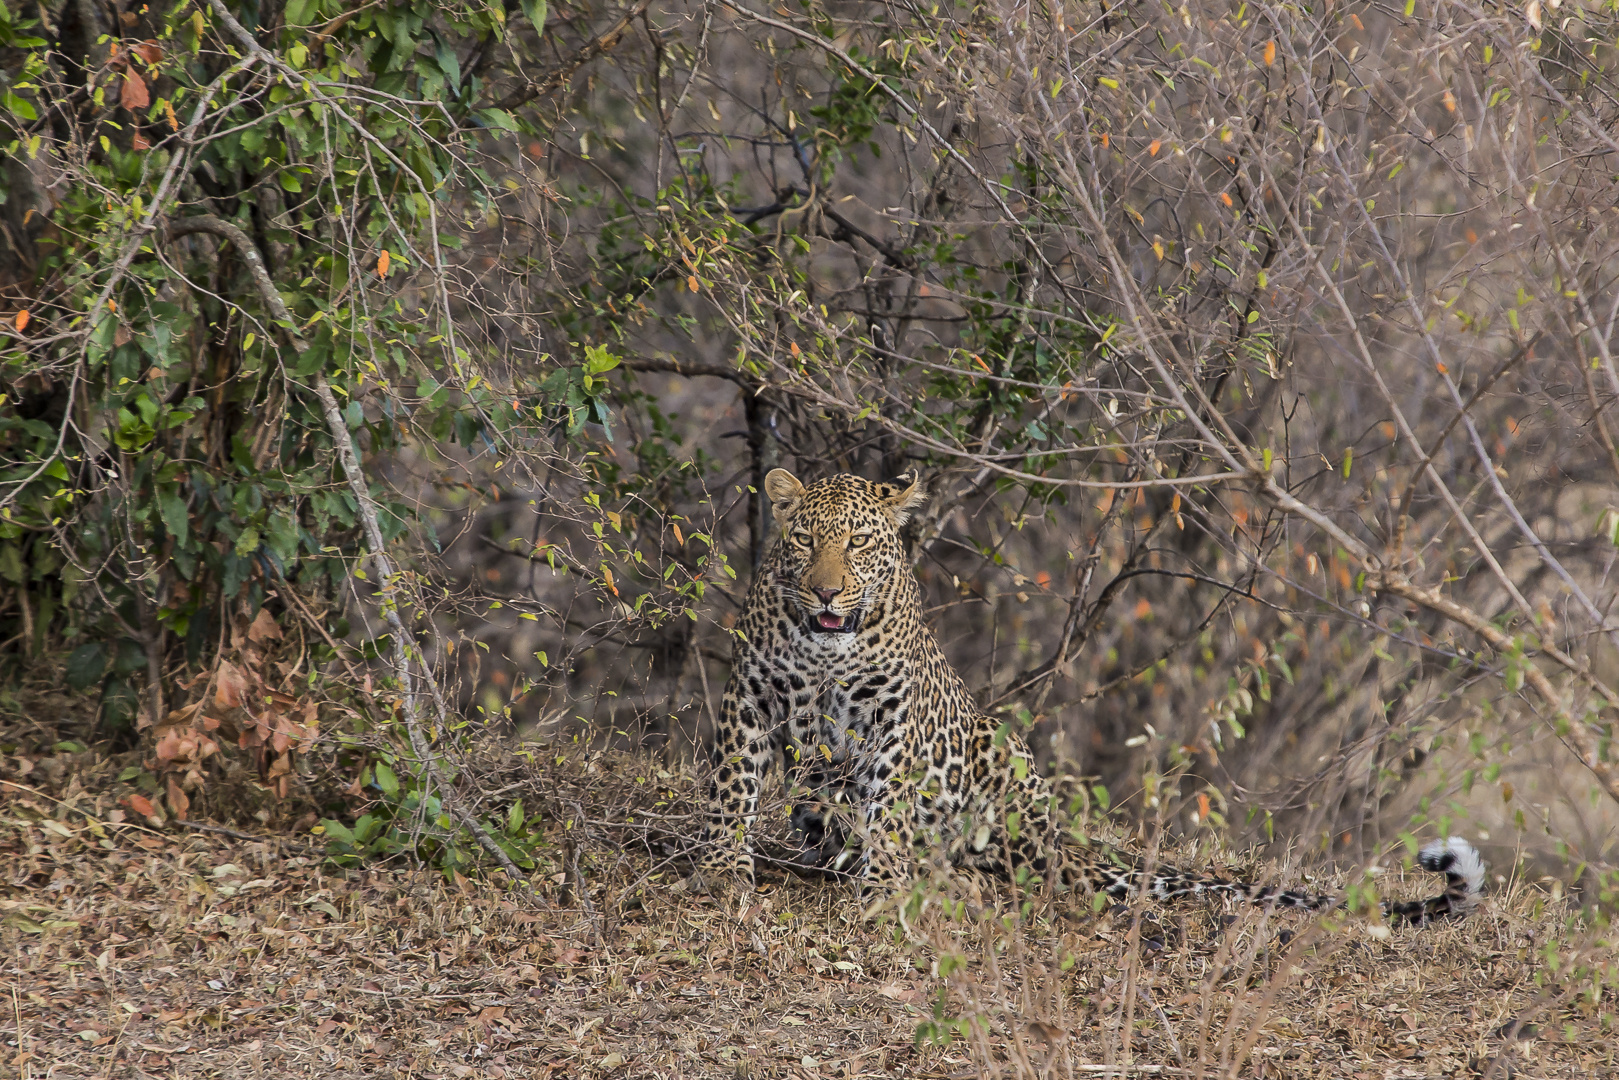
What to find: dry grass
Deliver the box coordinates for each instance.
[1,739,1615,1079]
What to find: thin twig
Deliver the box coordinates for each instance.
[161,211,528,882]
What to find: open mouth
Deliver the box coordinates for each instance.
[811,611,857,633]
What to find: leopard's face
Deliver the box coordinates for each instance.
[764,470,927,636]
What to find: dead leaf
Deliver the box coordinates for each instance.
[165,776,190,819]
[215,659,249,709]
[878,981,923,1003]
[247,609,282,644]
[133,40,163,66]
[12,310,28,332]
[121,71,150,111]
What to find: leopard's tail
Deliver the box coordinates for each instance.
[1380,835,1487,925]
[1091,836,1485,927]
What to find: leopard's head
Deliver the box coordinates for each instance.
[764,468,928,634]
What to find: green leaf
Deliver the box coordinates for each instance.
[321,819,355,845]
[374,761,399,797]
[478,108,519,132]
[66,643,107,692]
[112,639,147,676]
[433,33,461,89]
[235,526,261,557]
[284,0,320,27]
[519,0,547,32]
[0,543,22,584]
[582,343,621,374]
[158,488,189,547]
[267,510,299,562]
[1,91,36,121]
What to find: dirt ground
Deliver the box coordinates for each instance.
[2,749,1616,1079]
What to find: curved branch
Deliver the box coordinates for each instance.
[163,213,528,881]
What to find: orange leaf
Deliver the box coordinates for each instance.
[687,275,699,293]
[121,71,150,111]
[1442,89,1457,113]
[377,249,390,276]
[132,131,150,151]
[166,776,191,820]
[1099,132,1109,147]
[12,309,28,332]
[1132,598,1152,619]
[1435,361,1448,375]
[215,659,249,709]
[1196,792,1211,819]
[154,732,180,763]
[1219,192,1234,207]
[1147,139,1160,156]
[1263,40,1276,66]
[127,793,155,817]
[133,40,164,66]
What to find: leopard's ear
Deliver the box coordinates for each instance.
[875,469,928,525]
[764,468,806,525]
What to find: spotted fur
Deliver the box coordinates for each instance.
[698,470,1484,926]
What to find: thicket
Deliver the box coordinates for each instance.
[4,0,1619,914]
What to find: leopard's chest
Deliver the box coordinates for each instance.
[751,633,918,750]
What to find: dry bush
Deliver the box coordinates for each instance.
[430,0,1619,897]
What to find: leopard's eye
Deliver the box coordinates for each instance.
[848,533,872,549]
[791,530,813,548]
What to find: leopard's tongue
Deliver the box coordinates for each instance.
[816,613,846,630]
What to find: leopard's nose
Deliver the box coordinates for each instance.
[814,587,838,605]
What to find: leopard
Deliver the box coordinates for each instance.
[697,467,1485,926]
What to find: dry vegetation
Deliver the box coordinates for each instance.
[4,707,1617,1079]
[8,0,1619,1074]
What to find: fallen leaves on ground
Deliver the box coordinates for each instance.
[0,768,1611,1078]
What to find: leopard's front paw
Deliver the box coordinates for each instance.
[680,847,756,895]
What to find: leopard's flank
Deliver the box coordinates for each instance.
[698,468,1484,925]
